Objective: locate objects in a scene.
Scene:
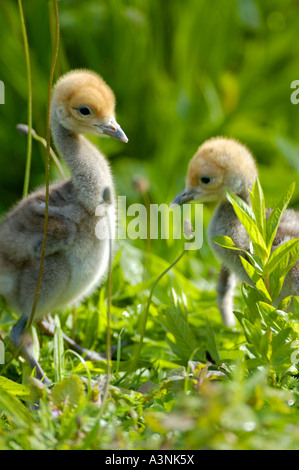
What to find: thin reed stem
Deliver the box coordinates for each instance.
[132,249,186,371]
[101,194,114,408]
[93,193,114,430]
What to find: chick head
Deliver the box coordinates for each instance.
[171,137,258,206]
[51,69,128,142]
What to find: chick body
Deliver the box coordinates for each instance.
[0,70,127,382]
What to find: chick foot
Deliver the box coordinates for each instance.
[10,315,52,385]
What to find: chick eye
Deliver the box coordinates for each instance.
[200,176,212,185]
[78,106,92,116]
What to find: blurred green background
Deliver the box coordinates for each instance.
[1,0,299,233]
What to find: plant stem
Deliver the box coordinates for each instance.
[132,249,186,371]
[17,0,33,198]
[101,200,114,407]
[26,0,60,334]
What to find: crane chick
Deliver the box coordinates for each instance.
[0,69,128,383]
[171,137,299,327]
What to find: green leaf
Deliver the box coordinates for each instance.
[233,310,247,326]
[257,302,282,333]
[269,241,299,300]
[241,283,266,321]
[213,236,263,273]
[245,357,268,370]
[270,328,294,371]
[259,330,270,359]
[162,306,200,362]
[241,318,262,350]
[212,235,240,250]
[206,318,221,363]
[277,295,293,312]
[283,241,299,273]
[266,182,295,250]
[0,377,31,400]
[239,256,260,283]
[271,327,293,354]
[240,256,272,302]
[0,385,32,427]
[293,296,299,317]
[83,309,99,350]
[269,262,289,301]
[264,238,299,277]
[226,191,256,225]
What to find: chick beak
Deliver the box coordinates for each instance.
[101,119,128,143]
[170,188,196,207]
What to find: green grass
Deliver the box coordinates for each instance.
[1,0,299,450]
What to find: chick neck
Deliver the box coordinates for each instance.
[50,112,115,213]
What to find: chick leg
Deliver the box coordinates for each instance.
[38,315,106,362]
[217,266,236,327]
[10,315,52,385]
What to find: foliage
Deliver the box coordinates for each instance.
[214,180,299,378]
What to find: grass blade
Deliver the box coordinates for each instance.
[249,179,266,239]
[54,314,64,383]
